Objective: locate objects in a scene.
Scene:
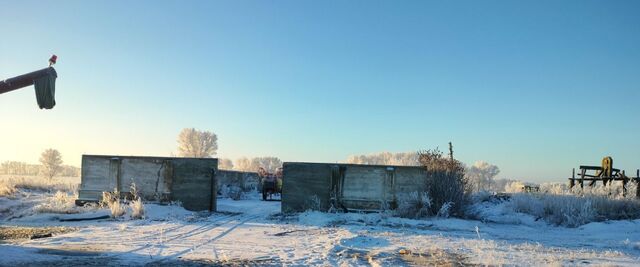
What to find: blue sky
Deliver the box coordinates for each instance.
[1,1,639,182]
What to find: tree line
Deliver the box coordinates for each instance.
[177,128,505,188]
[176,128,282,173]
[0,149,78,178]
[346,151,502,193]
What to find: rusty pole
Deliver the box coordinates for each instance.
[0,67,57,95]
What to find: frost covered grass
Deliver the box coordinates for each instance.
[129,198,145,219]
[395,192,431,219]
[100,183,146,220]
[482,180,640,227]
[109,198,126,218]
[219,185,244,200]
[33,191,80,214]
[505,180,639,200]
[506,193,640,227]
[0,175,78,193]
[102,190,125,218]
[0,179,17,197]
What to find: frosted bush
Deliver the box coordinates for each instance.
[129,181,139,199]
[437,201,453,218]
[101,190,117,207]
[306,195,321,211]
[418,148,468,217]
[504,181,526,193]
[33,191,79,214]
[109,200,126,218]
[0,180,16,197]
[563,181,638,199]
[129,198,145,219]
[540,183,567,195]
[220,185,244,200]
[102,189,126,218]
[469,191,494,204]
[506,193,640,227]
[395,192,431,219]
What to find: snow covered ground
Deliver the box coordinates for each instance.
[1,192,640,266]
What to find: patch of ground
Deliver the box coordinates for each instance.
[0,226,77,240]
[147,257,283,267]
[399,248,472,266]
[10,257,283,267]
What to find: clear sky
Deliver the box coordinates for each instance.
[1,1,639,182]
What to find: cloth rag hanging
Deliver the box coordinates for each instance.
[33,68,57,109]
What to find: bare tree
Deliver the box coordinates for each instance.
[218,158,234,170]
[177,128,218,158]
[39,149,63,180]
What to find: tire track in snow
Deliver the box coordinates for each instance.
[49,213,242,262]
[152,213,261,263]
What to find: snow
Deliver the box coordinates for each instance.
[1,193,640,266]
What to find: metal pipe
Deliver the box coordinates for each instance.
[0,67,56,95]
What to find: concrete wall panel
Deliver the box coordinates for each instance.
[282,162,426,212]
[78,155,217,211]
[281,163,332,213]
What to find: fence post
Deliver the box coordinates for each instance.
[570,168,575,189]
[622,170,627,197]
[636,169,640,199]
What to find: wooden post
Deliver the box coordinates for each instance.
[636,181,640,199]
[636,169,640,199]
[579,168,585,190]
[622,170,627,197]
[569,168,575,189]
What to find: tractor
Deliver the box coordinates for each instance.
[258,167,282,201]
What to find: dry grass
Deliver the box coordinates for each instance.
[0,179,17,197]
[395,192,431,219]
[109,199,126,218]
[129,198,145,219]
[33,191,80,214]
[0,175,78,193]
[507,193,640,227]
[102,190,126,218]
[128,182,145,219]
[220,185,244,200]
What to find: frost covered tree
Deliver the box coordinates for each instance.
[466,161,500,192]
[234,157,252,171]
[218,158,234,170]
[250,157,282,173]
[346,151,419,166]
[233,156,282,172]
[176,128,218,158]
[39,149,63,180]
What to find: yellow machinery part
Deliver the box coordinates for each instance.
[601,156,613,177]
